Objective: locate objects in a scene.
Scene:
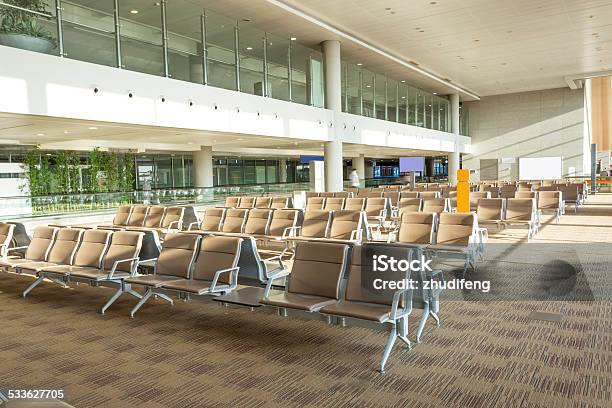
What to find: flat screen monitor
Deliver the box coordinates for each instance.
[400,157,425,173]
[518,157,563,180]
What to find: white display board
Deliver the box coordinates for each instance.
[518,157,563,180]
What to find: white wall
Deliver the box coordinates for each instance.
[463,88,588,180]
[0,45,469,154]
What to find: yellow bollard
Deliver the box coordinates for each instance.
[456,169,470,213]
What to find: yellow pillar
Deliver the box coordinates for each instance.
[456,169,470,213]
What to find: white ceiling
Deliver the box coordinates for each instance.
[191,0,612,97]
[0,113,443,158]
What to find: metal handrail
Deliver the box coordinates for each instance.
[0,1,54,18]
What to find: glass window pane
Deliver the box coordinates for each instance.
[244,160,256,184]
[416,88,424,127]
[119,2,163,76]
[238,24,265,95]
[362,69,374,118]
[166,0,204,84]
[425,93,432,129]
[172,156,185,187]
[347,63,361,115]
[290,43,324,107]
[0,1,59,55]
[440,99,448,132]
[432,97,439,130]
[407,86,416,125]
[375,74,386,120]
[310,52,324,108]
[398,83,407,124]
[267,34,290,101]
[228,159,243,184]
[255,160,266,183]
[61,1,116,67]
[155,156,172,188]
[387,78,398,122]
[266,161,277,183]
[205,10,237,91]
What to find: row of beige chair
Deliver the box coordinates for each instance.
[305,191,353,199]
[99,204,185,236]
[223,196,291,209]
[389,212,481,276]
[476,198,541,240]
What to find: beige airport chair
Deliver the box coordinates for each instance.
[238,196,256,209]
[558,184,580,212]
[113,205,133,226]
[305,192,319,199]
[469,191,491,211]
[346,187,359,194]
[367,191,384,198]
[397,198,422,214]
[219,209,249,234]
[500,185,518,198]
[324,197,345,211]
[319,192,334,198]
[390,212,436,245]
[255,197,272,208]
[344,197,366,211]
[271,197,290,209]
[504,198,539,240]
[428,212,479,277]
[324,210,365,243]
[142,206,166,228]
[383,191,400,209]
[18,228,84,278]
[537,190,563,223]
[334,191,351,198]
[189,207,226,231]
[224,197,240,208]
[242,209,273,236]
[419,191,440,199]
[126,205,148,227]
[265,209,301,240]
[476,198,505,229]
[306,196,326,210]
[481,185,500,198]
[0,226,58,271]
[129,235,243,317]
[400,191,419,199]
[422,197,449,213]
[515,191,536,199]
[287,210,332,241]
[364,197,388,233]
[0,222,16,259]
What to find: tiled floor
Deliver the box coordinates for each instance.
[0,194,611,407]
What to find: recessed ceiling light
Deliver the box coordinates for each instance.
[433,92,438,95]
[242,18,251,22]
[356,63,363,66]
[429,1,437,4]
[36,133,45,136]
[46,153,52,156]
[290,37,297,41]
[474,39,480,42]
[246,46,253,50]
[63,130,69,134]
[130,10,138,14]
[401,96,406,99]
[366,85,371,88]
[385,7,391,10]
[237,138,244,141]
[187,142,193,145]
[88,126,98,130]
[401,80,406,83]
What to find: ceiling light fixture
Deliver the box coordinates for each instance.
[237,138,244,141]
[187,142,193,145]
[433,92,438,95]
[130,10,138,14]
[88,126,98,130]
[290,37,297,41]
[246,46,253,50]
[36,133,45,136]
[63,130,69,134]
[356,63,363,66]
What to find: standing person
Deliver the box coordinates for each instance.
[349,168,360,188]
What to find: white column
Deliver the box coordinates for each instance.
[193,145,213,188]
[449,93,461,185]
[322,40,344,192]
[279,159,287,183]
[352,154,365,180]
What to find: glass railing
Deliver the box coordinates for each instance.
[0,1,325,108]
[0,182,309,220]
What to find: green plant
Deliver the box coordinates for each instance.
[68,150,81,193]
[0,0,56,45]
[88,148,102,193]
[21,148,41,195]
[105,151,119,192]
[122,152,135,192]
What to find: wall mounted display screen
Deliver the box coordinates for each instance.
[299,155,324,164]
[400,157,425,172]
[518,157,563,180]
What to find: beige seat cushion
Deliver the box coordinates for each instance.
[40,265,91,276]
[159,279,225,294]
[125,274,186,287]
[0,258,38,268]
[261,290,337,312]
[320,301,400,323]
[15,261,62,273]
[69,267,129,281]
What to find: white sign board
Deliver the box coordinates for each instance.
[518,157,563,180]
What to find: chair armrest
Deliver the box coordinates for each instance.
[210,266,240,293]
[349,229,363,242]
[262,254,285,275]
[109,257,140,278]
[165,220,182,231]
[263,269,292,298]
[187,221,201,230]
[390,287,414,320]
[8,245,28,252]
[282,226,300,238]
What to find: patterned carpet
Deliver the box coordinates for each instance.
[1,195,611,408]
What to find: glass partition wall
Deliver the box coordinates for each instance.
[341,62,452,133]
[0,1,324,108]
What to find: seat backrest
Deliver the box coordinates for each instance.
[422,197,448,213]
[346,187,359,194]
[505,198,536,221]
[127,205,148,227]
[319,192,334,198]
[0,222,15,256]
[367,191,383,198]
[221,209,248,233]
[398,198,422,213]
[25,226,58,261]
[398,212,436,244]
[476,198,505,222]
[333,191,350,198]
[192,236,242,283]
[420,191,439,199]
[301,210,331,238]
[538,191,561,209]
[73,229,113,268]
[254,197,272,208]
[268,209,300,237]
[324,197,345,211]
[271,197,289,209]
[287,241,348,299]
[344,197,365,211]
[155,233,199,279]
[469,191,491,209]
[305,192,319,199]
[436,212,477,245]
[238,196,255,208]
[514,191,535,199]
[400,191,419,199]
[518,184,533,191]
[483,186,500,198]
[306,197,326,210]
[113,205,132,226]
[558,185,578,201]
[383,191,400,206]
[102,231,144,272]
[225,197,240,208]
[143,206,166,228]
[201,207,226,231]
[328,210,364,240]
[161,206,184,229]
[46,228,83,265]
[244,209,273,235]
[365,198,387,217]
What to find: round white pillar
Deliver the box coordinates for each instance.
[352,154,365,180]
[449,93,461,185]
[322,40,344,192]
[193,145,213,188]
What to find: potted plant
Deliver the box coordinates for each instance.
[0,0,56,53]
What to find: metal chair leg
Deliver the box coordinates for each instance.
[130,289,153,318]
[101,286,124,315]
[22,275,45,298]
[416,302,431,343]
[380,323,397,374]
